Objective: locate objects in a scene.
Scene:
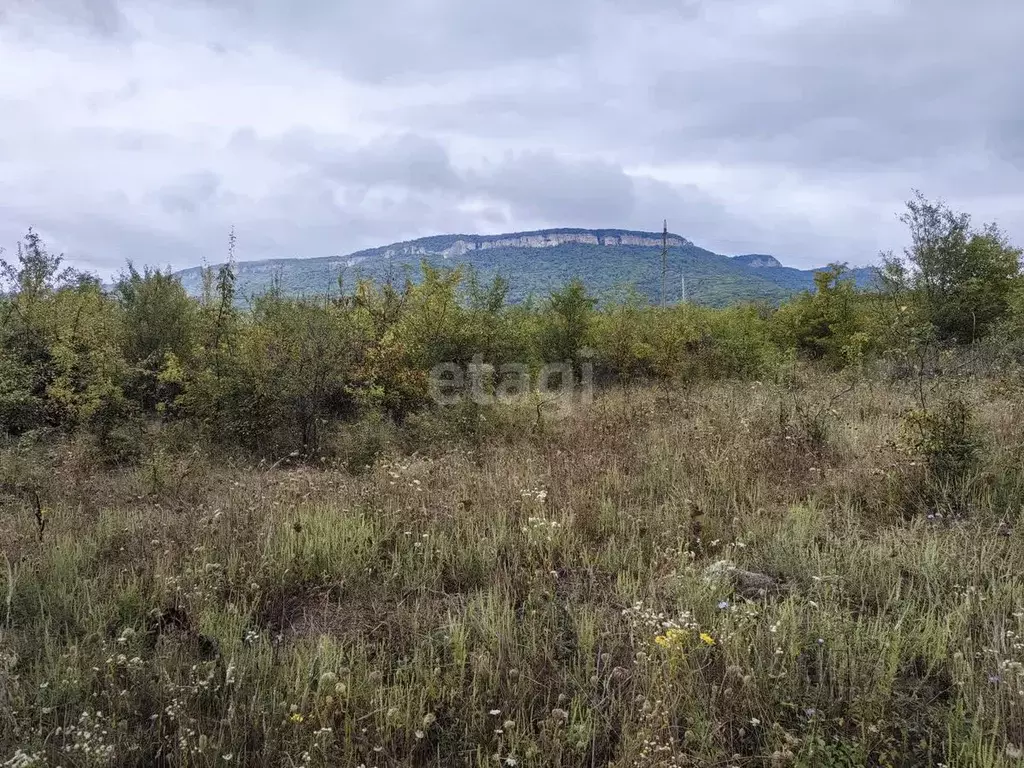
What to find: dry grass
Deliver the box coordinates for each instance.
[2,370,1024,766]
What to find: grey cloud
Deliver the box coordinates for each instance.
[184,0,592,83]
[84,78,142,112]
[641,1,1024,174]
[2,0,132,38]
[314,134,462,193]
[986,110,1024,173]
[235,129,465,194]
[155,171,224,215]
[179,0,701,84]
[211,169,498,264]
[3,0,1024,275]
[380,0,1024,186]
[382,87,619,152]
[469,151,636,225]
[0,208,199,276]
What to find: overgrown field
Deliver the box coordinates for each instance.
[4,369,1024,766]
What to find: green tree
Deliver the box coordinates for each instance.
[114,264,197,412]
[882,192,1022,343]
[775,264,872,369]
[463,270,523,368]
[539,279,596,373]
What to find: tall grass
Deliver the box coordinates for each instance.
[2,370,1024,766]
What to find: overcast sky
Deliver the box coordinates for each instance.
[1,0,1021,275]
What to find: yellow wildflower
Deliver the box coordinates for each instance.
[699,632,715,646]
[289,712,304,724]
[655,628,689,648]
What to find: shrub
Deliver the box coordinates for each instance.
[773,264,874,369]
[902,395,979,483]
[899,393,982,517]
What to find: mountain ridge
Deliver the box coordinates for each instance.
[175,227,877,307]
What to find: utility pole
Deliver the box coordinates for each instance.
[661,219,668,308]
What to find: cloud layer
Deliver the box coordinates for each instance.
[2,0,1022,275]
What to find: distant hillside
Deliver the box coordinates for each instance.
[175,228,878,307]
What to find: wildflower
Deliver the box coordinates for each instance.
[117,627,136,645]
[749,718,761,727]
[657,629,683,647]
[700,632,715,646]
[289,712,304,724]
[489,709,502,716]
[717,601,730,610]
[414,730,425,740]
[3,750,45,768]
[318,671,337,687]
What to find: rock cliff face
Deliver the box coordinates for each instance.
[743,257,781,268]
[380,229,691,260]
[731,253,783,269]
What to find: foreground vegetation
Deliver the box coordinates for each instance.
[4,370,1024,766]
[3,194,1024,765]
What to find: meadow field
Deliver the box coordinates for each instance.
[4,365,1024,767]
